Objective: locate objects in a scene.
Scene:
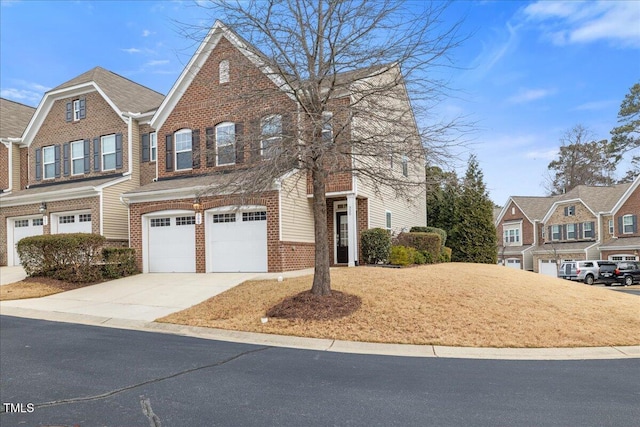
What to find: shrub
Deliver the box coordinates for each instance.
[395,232,441,263]
[361,228,391,264]
[440,246,452,263]
[102,248,138,279]
[389,245,414,266]
[17,233,106,282]
[413,250,427,265]
[409,226,447,247]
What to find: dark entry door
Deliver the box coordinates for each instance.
[336,211,348,264]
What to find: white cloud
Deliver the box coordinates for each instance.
[0,88,41,105]
[146,59,170,67]
[142,29,152,37]
[122,47,142,54]
[523,1,640,48]
[525,148,558,161]
[507,88,555,104]
[572,100,616,111]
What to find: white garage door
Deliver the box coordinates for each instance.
[506,258,521,269]
[56,213,92,234]
[11,217,44,266]
[208,210,268,272]
[539,260,559,277]
[147,215,196,273]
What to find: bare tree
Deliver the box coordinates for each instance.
[545,124,616,195]
[185,0,467,295]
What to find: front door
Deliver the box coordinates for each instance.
[336,211,348,264]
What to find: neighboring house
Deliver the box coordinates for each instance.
[533,182,633,275]
[0,98,35,195]
[599,175,640,261]
[121,21,426,273]
[0,67,164,266]
[495,196,556,271]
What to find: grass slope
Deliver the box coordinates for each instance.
[158,263,640,348]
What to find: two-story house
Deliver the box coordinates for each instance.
[0,67,163,266]
[121,21,426,273]
[599,175,640,261]
[533,182,633,275]
[1,98,35,196]
[495,196,556,271]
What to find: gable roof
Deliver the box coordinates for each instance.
[0,98,36,140]
[610,174,640,215]
[151,20,293,131]
[21,67,164,146]
[495,195,556,225]
[541,182,633,223]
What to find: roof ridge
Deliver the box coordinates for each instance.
[0,97,37,110]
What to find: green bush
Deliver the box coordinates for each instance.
[395,232,441,264]
[389,245,414,266]
[361,228,391,264]
[17,233,106,282]
[413,250,427,265]
[102,248,138,279]
[410,226,447,247]
[440,246,452,263]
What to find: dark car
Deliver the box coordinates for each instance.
[597,262,619,285]
[609,261,640,286]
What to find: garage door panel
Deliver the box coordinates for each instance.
[208,210,267,273]
[147,215,195,273]
[12,218,44,266]
[56,213,92,234]
[539,260,558,277]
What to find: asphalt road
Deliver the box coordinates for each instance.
[1,316,638,427]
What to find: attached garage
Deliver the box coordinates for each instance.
[506,258,521,270]
[206,208,268,272]
[52,212,92,234]
[538,259,559,277]
[8,216,44,266]
[144,211,196,273]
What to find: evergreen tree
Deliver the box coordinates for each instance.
[449,155,497,263]
[425,166,459,234]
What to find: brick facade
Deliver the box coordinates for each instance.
[496,200,535,246]
[29,91,129,186]
[138,123,157,186]
[0,144,8,190]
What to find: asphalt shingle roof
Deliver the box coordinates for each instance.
[0,98,35,139]
[50,66,164,114]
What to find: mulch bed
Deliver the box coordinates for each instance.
[266,290,362,321]
[21,276,98,291]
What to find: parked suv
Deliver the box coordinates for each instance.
[609,261,640,286]
[557,260,618,285]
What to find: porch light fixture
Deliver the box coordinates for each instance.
[193,198,201,211]
[39,202,47,213]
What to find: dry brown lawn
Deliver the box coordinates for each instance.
[158,263,640,348]
[0,277,93,301]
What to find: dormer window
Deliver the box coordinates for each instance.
[219,60,229,84]
[564,205,575,216]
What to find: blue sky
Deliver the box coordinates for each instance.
[1,0,639,205]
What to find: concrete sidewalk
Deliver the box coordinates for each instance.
[0,266,27,285]
[0,268,313,322]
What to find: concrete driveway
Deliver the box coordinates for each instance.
[0,268,313,322]
[0,266,27,285]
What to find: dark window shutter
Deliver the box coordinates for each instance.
[115,133,123,170]
[590,221,595,237]
[63,143,70,176]
[79,97,86,119]
[54,145,61,178]
[618,216,623,234]
[547,226,551,240]
[141,133,150,163]
[577,222,582,239]
[93,137,101,171]
[205,127,215,167]
[84,139,90,173]
[235,122,244,164]
[249,119,260,163]
[192,129,201,169]
[561,224,567,240]
[165,134,174,172]
[282,113,296,168]
[633,215,638,234]
[563,207,568,216]
[35,148,42,181]
[65,102,72,122]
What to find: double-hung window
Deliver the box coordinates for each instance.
[73,100,81,121]
[150,132,157,162]
[71,140,84,175]
[216,122,235,166]
[175,129,192,170]
[322,112,333,143]
[43,146,55,179]
[623,215,635,234]
[551,225,561,241]
[385,211,392,230]
[101,134,116,171]
[261,114,282,159]
[583,222,594,239]
[567,223,576,240]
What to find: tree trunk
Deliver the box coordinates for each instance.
[310,166,331,295]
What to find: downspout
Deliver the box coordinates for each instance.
[120,195,131,248]
[121,113,134,177]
